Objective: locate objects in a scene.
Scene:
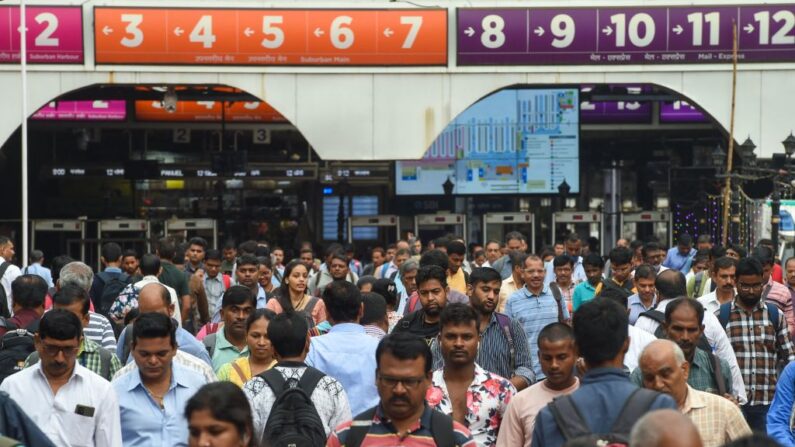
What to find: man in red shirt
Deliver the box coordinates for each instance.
[0,274,47,336]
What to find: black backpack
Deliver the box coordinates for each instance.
[95,272,131,318]
[548,388,660,446]
[260,366,328,447]
[345,406,455,447]
[0,319,38,384]
[639,309,712,352]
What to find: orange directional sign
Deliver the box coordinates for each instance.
[94,8,447,66]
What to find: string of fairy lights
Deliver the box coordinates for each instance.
[672,190,768,250]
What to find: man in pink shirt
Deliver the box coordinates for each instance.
[753,247,795,339]
[496,322,580,447]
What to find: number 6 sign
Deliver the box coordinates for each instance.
[0,6,83,64]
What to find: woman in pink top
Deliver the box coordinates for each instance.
[266,260,326,326]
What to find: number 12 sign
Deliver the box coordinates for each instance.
[94,8,447,66]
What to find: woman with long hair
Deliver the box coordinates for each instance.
[216,309,278,387]
[266,260,326,326]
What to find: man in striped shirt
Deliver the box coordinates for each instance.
[58,261,117,351]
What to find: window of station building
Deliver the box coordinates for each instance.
[322,196,378,241]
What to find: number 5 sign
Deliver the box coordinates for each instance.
[94,8,447,66]
[0,6,83,64]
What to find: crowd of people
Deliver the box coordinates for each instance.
[0,230,792,447]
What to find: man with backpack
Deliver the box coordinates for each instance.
[430,267,534,391]
[90,242,132,320]
[531,298,677,447]
[244,312,351,446]
[0,275,47,383]
[109,254,182,327]
[717,257,795,432]
[204,286,255,371]
[393,265,451,346]
[594,247,636,299]
[0,237,22,318]
[327,332,476,447]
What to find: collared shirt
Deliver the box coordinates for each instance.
[0,362,122,447]
[767,360,795,446]
[184,262,203,275]
[544,257,586,285]
[363,324,386,339]
[531,368,677,447]
[663,246,696,272]
[627,293,656,325]
[764,278,795,340]
[626,324,658,372]
[682,385,751,447]
[112,363,207,447]
[23,262,53,287]
[572,281,597,312]
[110,275,182,327]
[698,291,723,315]
[244,362,351,445]
[505,285,570,379]
[0,261,21,316]
[210,327,249,372]
[431,312,535,386]
[635,298,748,405]
[25,338,122,381]
[631,348,732,397]
[118,324,212,366]
[256,285,268,309]
[719,297,795,405]
[496,378,580,447]
[306,323,380,416]
[498,276,520,313]
[85,311,117,351]
[426,364,516,447]
[113,350,217,383]
[158,261,190,297]
[203,273,226,319]
[327,404,476,447]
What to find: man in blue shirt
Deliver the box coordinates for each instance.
[505,255,570,379]
[532,298,677,447]
[90,242,131,312]
[23,249,53,288]
[116,283,212,366]
[664,234,697,273]
[112,312,207,447]
[306,280,380,415]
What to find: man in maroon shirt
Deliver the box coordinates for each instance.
[0,274,47,336]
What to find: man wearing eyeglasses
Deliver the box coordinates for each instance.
[716,257,795,432]
[0,309,121,447]
[327,332,476,447]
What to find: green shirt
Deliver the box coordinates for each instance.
[631,347,732,396]
[158,261,190,298]
[572,281,597,311]
[211,327,249,372]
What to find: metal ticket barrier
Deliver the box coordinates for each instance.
[96,219,151,269]
[31,219,86,263]
[414,214,467,242]
[620,211,673,248]
[164,219,218,248]
[552,211,604,255]
[347,215,400,243]
[482,213,536,254]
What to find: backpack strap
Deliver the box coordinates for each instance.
[707,351,727,396]
[346,407,378,447]
[547,395,592,440]
[98,346,112,380]
[693,272,704,298]
[297,366,325,396]
[548,282,565,323]
[766,302,781,330]
[121,324,133,363]
[231,361,248,384]
[429,409,456,447]
[222,274,231,290]
[494,313,515,371]
[718,302,732,329]
[203,333,217,359]
[303,297,319,316]
[639,309,665,325]
[610,388,661,434]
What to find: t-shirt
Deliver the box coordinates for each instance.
[158,261,190,298]
[497,378,580,447]
[392,310,440,345]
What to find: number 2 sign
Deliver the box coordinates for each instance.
[0,6,83,64]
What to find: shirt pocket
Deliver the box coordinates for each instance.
[60,410,95,447]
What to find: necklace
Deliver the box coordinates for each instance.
[291,294,308,310]
[144,385,167,408]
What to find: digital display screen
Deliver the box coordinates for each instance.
[396,88,579,195]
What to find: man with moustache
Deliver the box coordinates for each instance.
[393,265,449,345]
[716,257,795,431]
[431,267,534,390]
[697,257,737,314]
[203,286,255,372]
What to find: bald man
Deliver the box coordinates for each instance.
[115,283,212,366]
[630,409,703,447]
[638,340,751,447]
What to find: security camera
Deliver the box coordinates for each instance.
[162,86,178,113]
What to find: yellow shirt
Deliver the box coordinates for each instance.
[447,268,467,294]
[217,357,277,388]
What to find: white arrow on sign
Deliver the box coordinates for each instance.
[244,27,254,37]
[313,27,324,37]
[174,27,184,37]
[383,27,394,37]
[534,26,544,37]
[464,27,475,37]
[743,23,755,34]
[102,26,113,36]
[602,26,613,36]
[672,24,683,35]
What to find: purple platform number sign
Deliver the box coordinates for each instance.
[739,5,795,62]
[596,8,667,63]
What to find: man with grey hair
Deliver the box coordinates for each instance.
[396,258,418,314]
[630,409,703,447]
[637,340,750,447]
[59,261,117,350]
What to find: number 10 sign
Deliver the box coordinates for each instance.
[458,5,795,65]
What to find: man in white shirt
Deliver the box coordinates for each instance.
[0,236,22,317]
[697,257,737,314]
[0,308,121,447]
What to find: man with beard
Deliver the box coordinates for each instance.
[697,257,737,314]
[631,298,733,399]
[393,265,449,345]
[430,267,534,391]
[717,257,795,431]
[426,304,516,447]
[202,285,255,372]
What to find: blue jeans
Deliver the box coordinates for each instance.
[741,404,770,433]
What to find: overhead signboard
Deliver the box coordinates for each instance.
[135,100,287,123]
[458,5,795,65]
[32,100,126,121]
[660,100,709,123]
[0,6,83,64]
[94,8,447,66]
[44,163,318,180]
